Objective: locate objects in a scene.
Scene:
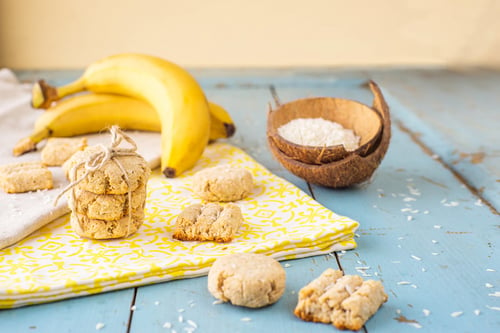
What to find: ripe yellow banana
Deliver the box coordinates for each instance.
[31,53,211,177]
[13,93,235,156]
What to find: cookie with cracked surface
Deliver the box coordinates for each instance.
[192,165,253,202]
[0,161,53,193]
[68,183,146,221]
[70,207,145,239]
[41,137,88,166]
[207,253,286,308]
[62,145,150,195]
[294,268,344,323]
[294,268,388,331]
[172,203,243,243]
[332,279,388,331]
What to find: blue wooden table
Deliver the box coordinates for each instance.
[1,68,499,332]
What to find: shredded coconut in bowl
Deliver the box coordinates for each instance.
[277,118,360,151]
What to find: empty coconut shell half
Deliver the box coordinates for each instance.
[267,81,391,188]
[267,92,382,165]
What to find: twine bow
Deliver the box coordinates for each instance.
[55,126,140,237]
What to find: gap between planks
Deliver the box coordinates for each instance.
[126,288,138,333]
[395,119,499,216]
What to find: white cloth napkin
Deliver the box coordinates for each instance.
[0,69,161,249]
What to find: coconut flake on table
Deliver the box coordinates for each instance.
[277,118,360,151]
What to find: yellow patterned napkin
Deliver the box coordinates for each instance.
[0,143,358,308]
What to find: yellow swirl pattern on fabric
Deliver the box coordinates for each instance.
[0,143,359,308]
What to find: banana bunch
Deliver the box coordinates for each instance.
[16,53,236,177]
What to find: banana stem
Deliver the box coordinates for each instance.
[31,79,85,109]
[12,127,51,156]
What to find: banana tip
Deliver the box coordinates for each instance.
[163,167,176,178]
[224,123,236,138]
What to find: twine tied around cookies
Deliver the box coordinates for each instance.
[54,126,140,237]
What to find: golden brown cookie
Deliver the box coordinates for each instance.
[294,268,344,323]
[332,280,388,331]
[0,161,53,193]
[70,207,145,239]
[172,203,243,242]
[68,183,146,221]
[192,165,253,202]
[63,145,150,194]
[207,253,286,308]
[294,269,388,331]
[41,137,88,166]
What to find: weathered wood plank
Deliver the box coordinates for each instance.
[371,68,500,212]
[0,289,135,332]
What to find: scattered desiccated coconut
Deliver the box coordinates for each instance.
[423,309,431,316]
[485,283,494,288]
[450,311,463,318]
[488,291,500,297]
[441,199,459,207]
[486,306,500,311]
[411,255,422,261]
[474,309,481,316]
[163,322,172,328]
[240,317,252,322]
[95,322,105,330]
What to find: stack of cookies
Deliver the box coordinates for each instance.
[62,145,151,239]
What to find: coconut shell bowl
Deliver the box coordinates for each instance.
[267,80,391,188]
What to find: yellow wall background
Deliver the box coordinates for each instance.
[1,0,499,69]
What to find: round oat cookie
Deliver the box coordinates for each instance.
[70,207,145,239]
[193,165,253,202]
[207,253,286,308]
[63,145,150,195]
[68,183,147,221]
